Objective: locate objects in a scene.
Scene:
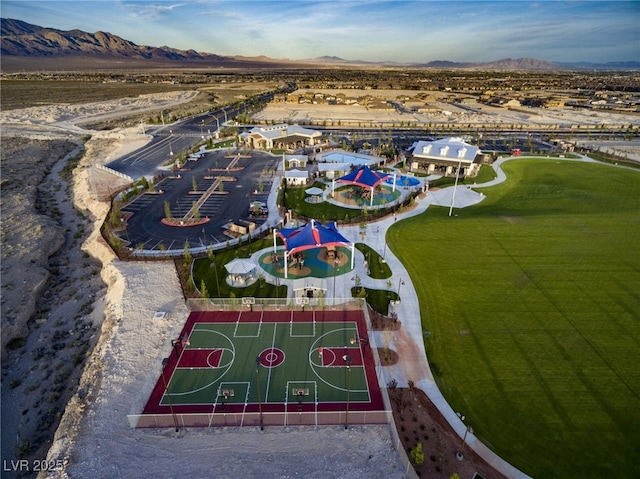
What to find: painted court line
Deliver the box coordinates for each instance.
[264,323,278,402]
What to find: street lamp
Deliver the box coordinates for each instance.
[456,425,474,461]
[449,159,463,217]
[333,257,340,306]
[210,261,220,297]
[397,278,405,299]
[344,355,352,430]
[255,356,264,430]
[161,358,179,432]
[170,338,182,361]
[120,217,129,243]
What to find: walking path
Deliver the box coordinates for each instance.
[254,157,551,479]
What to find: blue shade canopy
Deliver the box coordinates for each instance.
[336,165,391,189]
[277,220,351,255]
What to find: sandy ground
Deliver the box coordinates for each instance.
[2,89,638,479]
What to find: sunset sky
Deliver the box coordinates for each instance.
[2,0,638,63]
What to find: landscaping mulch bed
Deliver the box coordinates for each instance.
[389,385,508,479]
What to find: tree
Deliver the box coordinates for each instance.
[164,201,173,219]
[183,240,192,272]
[200,279,209,298]
[409,442,424,465]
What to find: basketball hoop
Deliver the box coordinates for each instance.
[296,297,310,306]
[241,297,256,306]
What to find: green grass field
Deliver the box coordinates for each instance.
[388,159,640,479]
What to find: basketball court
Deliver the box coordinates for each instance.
[140,308,385,428]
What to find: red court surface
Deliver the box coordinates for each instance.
[178,349,223,368]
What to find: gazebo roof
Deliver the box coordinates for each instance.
[277,220,351,255]
[224,258,256,274]
[337,165,391,189]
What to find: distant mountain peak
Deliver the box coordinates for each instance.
[1,18,638,72]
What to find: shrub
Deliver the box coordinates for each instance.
[410,443,424,465]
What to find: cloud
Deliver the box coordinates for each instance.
[121,1,188,20]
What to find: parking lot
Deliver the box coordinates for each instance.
[119,149,280,251]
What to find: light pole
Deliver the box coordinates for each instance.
[397,278,405,299]
[170,338,182,361]
[161,358,179,432]
[255,356,264,430]
[344,355,352,430]
[120,217,129,243]
[210,261,220,296]
[448,159,463,217]
[333,257,340,306]
[456,425,473,460]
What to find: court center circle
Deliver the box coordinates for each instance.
[258,347,285,368]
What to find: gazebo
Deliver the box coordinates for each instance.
[224,258,257,286]
[274,220,354,278]
[335,165,396,206]
[305,186,324,204]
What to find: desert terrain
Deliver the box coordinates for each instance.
[1,85,639,479]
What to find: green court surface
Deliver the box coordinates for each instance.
[167,321,369,406]
[143,310,383,418]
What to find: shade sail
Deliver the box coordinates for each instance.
[336,165,391,189]
[277,220,351,255]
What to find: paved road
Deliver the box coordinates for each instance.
[106,107,237,179]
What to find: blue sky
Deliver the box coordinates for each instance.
[2,1,638,63]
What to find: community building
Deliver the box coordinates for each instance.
[284,169,309,186]
[408,137,481,177]
[240,124,322,150]
[317,162,350,179]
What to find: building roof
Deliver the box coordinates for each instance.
[410,137,480,163]
[248,124,321,141]
[317,162,350,172]
[284,169,309,178]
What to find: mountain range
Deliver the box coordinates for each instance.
[1,18,638,72]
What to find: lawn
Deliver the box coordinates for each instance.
[387,158,640,479]
[192,239,288,298]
